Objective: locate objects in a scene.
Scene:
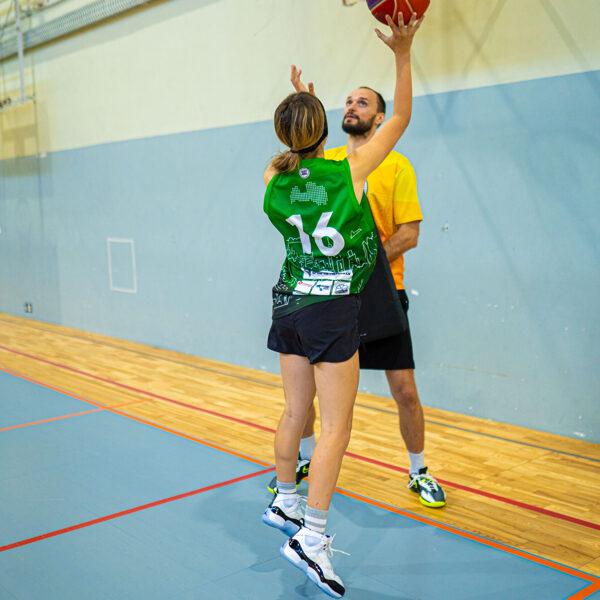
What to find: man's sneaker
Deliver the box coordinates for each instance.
[268,457,311,494]
[408,466,447,508]
[261,493,304,536]
[281,527,347,599]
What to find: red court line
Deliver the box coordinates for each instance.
[0,467,274,554]
[343,451,600,532]
[0,365,145,413]
[108,403,273,467]
[336,487,600,597]
[2,347,600,532]
[4,318,600,464]
[0,346,275,433]
[1,452,596,597]
[0,365,273,469]
[2,366,598,592]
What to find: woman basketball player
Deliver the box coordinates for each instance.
[262,13,423,598]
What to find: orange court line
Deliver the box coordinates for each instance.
[569,583,600,600]
[1,365,598,591]
[0,365,273,469]
[336,487,600,592]
[0,365,139,412]
[0,408,103,431]
[0,347,276,433]
[107,403,273,467]
[0,398,149,432]
[2,320,599,463]
[2,356,600,531]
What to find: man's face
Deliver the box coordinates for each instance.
[342,88,382,136]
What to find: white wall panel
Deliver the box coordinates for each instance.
[1,0,599,158]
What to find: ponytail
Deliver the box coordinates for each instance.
[270,149,300,174]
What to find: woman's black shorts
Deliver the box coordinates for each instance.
[267,295,361,365]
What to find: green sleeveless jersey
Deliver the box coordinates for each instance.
[264,158,377,316]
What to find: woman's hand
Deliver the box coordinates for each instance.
[375,12,423,55]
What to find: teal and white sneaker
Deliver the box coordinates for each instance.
[408,466,447,508]
[261,493,304,537]
[281,527,347,598]
[267,457,311,494]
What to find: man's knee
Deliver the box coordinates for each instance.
[386,370,420,409]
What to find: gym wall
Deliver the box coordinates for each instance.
[1,0,599,440]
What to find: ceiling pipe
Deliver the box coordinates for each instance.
[0,0,158,61]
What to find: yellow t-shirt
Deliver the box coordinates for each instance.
[324,146,422,289]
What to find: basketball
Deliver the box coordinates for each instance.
[366,0,430,26]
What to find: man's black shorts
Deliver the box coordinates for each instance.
[267,295,361,365]
[359,289,415,371]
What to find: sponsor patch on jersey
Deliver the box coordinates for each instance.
[302,268,352,281]
[332,280,351,295]
[293,280,315,294]
[311,281,333,295]
[299,168,310,179]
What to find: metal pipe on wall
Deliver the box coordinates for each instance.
[14,0,27,100]
[0,0,160,61]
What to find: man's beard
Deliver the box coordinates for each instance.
[341,113,376,136]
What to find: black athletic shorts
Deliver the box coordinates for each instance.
[267,295,361,365]
[358,289,415,371]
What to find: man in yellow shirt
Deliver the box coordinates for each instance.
[268,69,446,508]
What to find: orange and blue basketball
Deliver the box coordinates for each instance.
[366,0,430,25]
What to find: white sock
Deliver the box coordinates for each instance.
[276,480,298,509]
[299,434,316,460]
[304,506,327,536]
[408,450,425,474]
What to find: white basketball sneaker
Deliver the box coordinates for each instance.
[261,493,304,537]
[281,526,347,598]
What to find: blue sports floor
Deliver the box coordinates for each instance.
[1,369,598,600]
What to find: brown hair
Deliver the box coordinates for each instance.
[270,92,327,173]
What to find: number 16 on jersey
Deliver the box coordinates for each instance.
[286,212,345,257]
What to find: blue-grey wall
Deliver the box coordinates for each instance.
[1,71,599,441]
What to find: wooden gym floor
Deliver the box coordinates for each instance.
[0,312,599,598]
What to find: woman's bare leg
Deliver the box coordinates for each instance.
[306,351,359,510]
[275,353,316,483]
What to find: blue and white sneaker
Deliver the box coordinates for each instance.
[261,493,304,537]
[281,526,348,598]
[408,466,447,508]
